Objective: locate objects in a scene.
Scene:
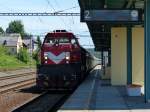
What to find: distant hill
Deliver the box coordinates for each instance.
[86,48,101,59]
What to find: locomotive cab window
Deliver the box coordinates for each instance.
[45,38,70,45]
[45,38,53,44]
[45,38,58,45]
[59,38,70,44]
[71,39,76,44]
[71,38,78,45]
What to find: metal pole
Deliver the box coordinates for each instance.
[127,26,132,84]
[108,49,111,66]
[145,0,150,102]
[101,51,104,66]
[30,37,32,70]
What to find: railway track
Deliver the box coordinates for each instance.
[0,71,35,81]
[0,69,71,112]
[0,78,36,94]
[0,70,36,94]
[0,78,35,88]
[12,92,70,112]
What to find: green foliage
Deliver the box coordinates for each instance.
[32,36,42,65]
[32,50,40,64]
[17,48,30,63]
[37,36,42,48]
[6,20,26,37]
[0,45,27,69]
[0,45,8,55]
[0,27,4,34]
[0,54,24,67]
[0,53,36,70]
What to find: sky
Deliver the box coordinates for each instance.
[0,0,94,48]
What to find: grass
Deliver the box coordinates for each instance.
[0,54,36,71]
[0,46,36,71]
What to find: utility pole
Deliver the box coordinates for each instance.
[30,37,32,70]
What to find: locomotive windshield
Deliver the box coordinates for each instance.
[45,38,70,45]
[59,38,70,43]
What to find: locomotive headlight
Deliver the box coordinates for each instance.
[66,56,70,60]
[44,56,48,60]
[44,52,48,60]
[65,52,70,60]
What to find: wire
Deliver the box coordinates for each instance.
[45,0,68,28]
[51,0,79,32]
[0,13,80,16]
[55,0,61,8]
[45,0,56,12]
[54,6,79,13]
[45,0,80,31]
[53,0,79,13]
[38,17,43,23]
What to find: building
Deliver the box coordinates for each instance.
[23,38,37,54]
[0,33,23,55]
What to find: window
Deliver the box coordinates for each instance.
[44,38,70,45]
[45,38,56,44]
[71,39,76,44]
[11,48,15,52]
[59,38,70,44]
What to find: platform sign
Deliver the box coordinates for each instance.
[81,10,142,23]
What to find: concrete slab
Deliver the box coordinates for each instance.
[58,65,150,112]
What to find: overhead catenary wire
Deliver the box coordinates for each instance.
[0,13,80,16]
[53,6,79,13]
[0,0,92,47]
[40,1,78,32]
[54,0,61,9]
[45,0,68,28]
[44,0,81,32]
[49,0,80,34]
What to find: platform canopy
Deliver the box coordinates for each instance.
[78,0,144,51]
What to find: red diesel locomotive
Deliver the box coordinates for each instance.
[36,30,98,90]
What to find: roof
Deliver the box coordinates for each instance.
[0,33,21,46]
[22,38,37,46]
[78,0,144,51]
[46,32,76,39]
[23,39,31,46]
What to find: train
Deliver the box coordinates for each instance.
[36,30,100,90]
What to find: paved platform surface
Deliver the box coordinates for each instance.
[58,65,150,112]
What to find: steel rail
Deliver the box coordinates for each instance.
[0,72,35,81]
[0,78,35,88]
[0,79,35,94]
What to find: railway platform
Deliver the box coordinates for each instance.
[58,65,150,112]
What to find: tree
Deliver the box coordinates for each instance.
[0,27,4,34]
[6,20,26,37]
[37,36,42,49]
[32,50,40,64]
[32,36,42,64]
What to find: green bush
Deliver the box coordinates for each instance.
[32,49,40,64]
[0,45,8,55]
[18,48,30,63]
